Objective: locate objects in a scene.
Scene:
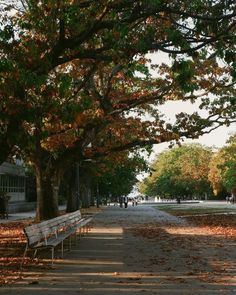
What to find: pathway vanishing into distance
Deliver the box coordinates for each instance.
[1,205,236,295]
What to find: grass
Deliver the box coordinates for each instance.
[153,204,236,216]
[154,203,236,236]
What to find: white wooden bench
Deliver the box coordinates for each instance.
[21,210,92,268]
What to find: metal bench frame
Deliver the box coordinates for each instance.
[21,210,92,268]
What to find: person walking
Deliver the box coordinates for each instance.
[124,196,128,208]
[119,196,123,208]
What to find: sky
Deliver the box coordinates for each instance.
[133,112,235,190]
[133,51,236,190]
[144,52,236,161]
[149,100,236,162]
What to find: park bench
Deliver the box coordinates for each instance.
[21,210,93,268]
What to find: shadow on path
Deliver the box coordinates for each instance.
[1,205,236,295]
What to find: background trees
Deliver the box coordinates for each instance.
[208,135,236,200]
[140,144,213,199]
[140,136,236,202]
[96,152,147,204]
[1,1,236,219]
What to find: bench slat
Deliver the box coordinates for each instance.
[22,210,92,267]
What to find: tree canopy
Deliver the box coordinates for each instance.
[140,144,213,199]
[208,134,236,196]
[1,0,236,219]
[1,0,236,162]
[96,152,147,202]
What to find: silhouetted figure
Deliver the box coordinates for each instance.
[124,196,128,208]
[119,196,123,208]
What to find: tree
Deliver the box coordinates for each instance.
[1,1,236,219]
[140,144,213,199]
[96,152,148,203]
[208,150,226,196]
[59,150,147,210]
[209,134,236,199]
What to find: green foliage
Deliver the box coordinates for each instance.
[209,134,236,194]
[172,59,198,93]
[166,29,188,49]
[223,161,236,192]
[0,58,14,72]
[148,0,162,7]
[140,144,213,199]
[1,0,236,164]
[97,154,147,200]
[0,0,236,219]
[58,75,73,96]
[201,133,236,198]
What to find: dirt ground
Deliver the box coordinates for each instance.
[0,204,236,294]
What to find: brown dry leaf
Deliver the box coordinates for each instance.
[184,214,236,239]
[0,220,50,286]
[28,281,39,285]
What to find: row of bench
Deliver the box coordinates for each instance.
[22,210,93,267]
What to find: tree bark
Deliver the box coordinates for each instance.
[90,186,96,206]
[35,166,60,221]
[66,187,78,212]
[65,167,79,212]
[81,185,91,208]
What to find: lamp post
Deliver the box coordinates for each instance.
[96,183,99,208]
[72,79,81,210]
[76,162,80,210]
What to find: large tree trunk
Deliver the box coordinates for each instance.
[65,167,79,212]
[80,170,92,208]
[90,188,95,206]
[66,186,78,212]
[81,184,91,208]
[66,165,92,210]
[35,166,61,221]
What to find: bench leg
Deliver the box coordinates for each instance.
[76,228,81,240]
[69,235,72,250]
[74,232,77,245]
[61,241,64,258]
[51,247,54,266]
[76,228,81,244]
[20,244,28,270]
[33,249,38,258]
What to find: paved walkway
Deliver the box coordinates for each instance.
[1,205,236,294]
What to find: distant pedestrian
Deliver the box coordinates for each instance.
[124,196,128,208]
[230,193,235,204]
[119,196,123,208]
[132,198,138,206]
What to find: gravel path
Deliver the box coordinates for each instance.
[1,205,235,295]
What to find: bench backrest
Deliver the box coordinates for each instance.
[24,210,82,247]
